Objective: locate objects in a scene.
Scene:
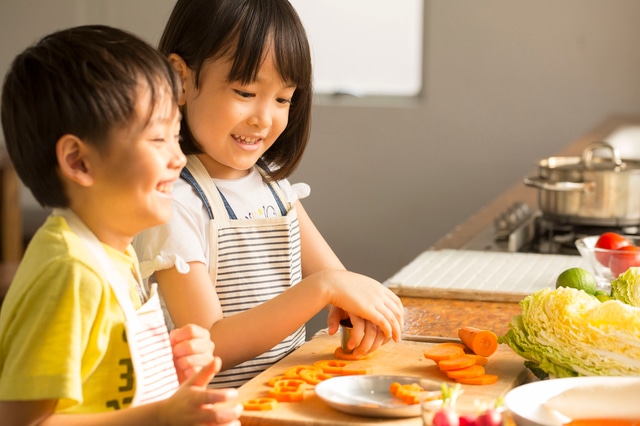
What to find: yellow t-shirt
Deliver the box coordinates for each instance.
[0,215,143,412]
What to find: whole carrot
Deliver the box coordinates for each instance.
[458,326,498,357]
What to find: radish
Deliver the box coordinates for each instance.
[476,408,502,426]
[431,407,460,426]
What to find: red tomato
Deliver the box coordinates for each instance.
[595,232,632,267]
[609,245,640,277]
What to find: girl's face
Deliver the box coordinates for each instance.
[181,48,296,179]
[90,86,185,249]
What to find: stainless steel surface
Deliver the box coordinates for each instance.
[525,141,640,226]
[400,334,461,344]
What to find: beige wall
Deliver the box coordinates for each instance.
[2,0,640,284]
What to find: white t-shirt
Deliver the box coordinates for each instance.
[134,166,309,277]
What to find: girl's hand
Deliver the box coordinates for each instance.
[160,358,243,426]
[323,270,404,343]
[328,309,391,356]
[170,323,215,383]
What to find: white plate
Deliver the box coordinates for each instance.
[314,375,439,418]
[505,376,640,426]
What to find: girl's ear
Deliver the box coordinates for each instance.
[168,53,190,105]
[56,134,94,187]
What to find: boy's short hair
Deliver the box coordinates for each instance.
[1,25,182,208]
[159,0,312,181]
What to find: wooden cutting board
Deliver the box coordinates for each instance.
[237,332,530,425]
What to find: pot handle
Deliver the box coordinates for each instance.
[524,176,592,192]
[582,141,622,169]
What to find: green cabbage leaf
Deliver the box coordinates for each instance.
[611,267,640,306]
[499,287,640,378]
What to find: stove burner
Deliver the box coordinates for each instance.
[523,214,640,255]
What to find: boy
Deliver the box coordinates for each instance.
[0,25,241,425]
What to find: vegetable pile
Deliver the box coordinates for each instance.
[499,274,640,379]
[423,327,500,386]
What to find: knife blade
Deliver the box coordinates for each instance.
[401,334,462,344]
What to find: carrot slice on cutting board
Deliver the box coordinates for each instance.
[423,344,465,361]
[446,364,485,379]
[565,420,640,426]
[438,354,478,371]
[454,374,499,385]
[458,327,498,357]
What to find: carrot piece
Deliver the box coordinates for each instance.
[454,374,499,385]
[340,362,372,375]
[242,397,278,411]
[458,327,498,357]
[389,382,402,394]
[446,364,485,379]
[423,344,465,361]
[314,359,349,374]
[466,354,489,366]
[565,420,640,426]
[267,375,286,387]
[299,369,336,385]
[283,364,321,379]
[268,379,307,402]
[392,383,424,405]
[438,354,478,371]
[334,346,371,360]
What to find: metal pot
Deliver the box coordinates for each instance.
[524,141,640,226]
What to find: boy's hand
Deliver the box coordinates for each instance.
[170,324,215,383]
[161,358,243,426]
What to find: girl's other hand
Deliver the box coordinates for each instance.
[160,358,243,426]
[170,323,215,383]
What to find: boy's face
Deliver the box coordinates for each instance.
[90,86,185,245]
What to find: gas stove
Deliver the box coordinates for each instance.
[461,202,640,255]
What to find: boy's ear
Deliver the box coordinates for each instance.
[168,53,190,105]
[56,134,94,187]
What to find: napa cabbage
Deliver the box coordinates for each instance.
[499,286,640,378]
[610,267,640,306]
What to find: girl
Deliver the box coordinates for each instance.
[134,0,404,388]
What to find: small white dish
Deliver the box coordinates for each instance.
[315,375,439,418]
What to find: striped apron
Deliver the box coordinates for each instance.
[181,156,305,388]
[55,209,180,405]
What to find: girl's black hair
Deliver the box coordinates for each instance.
[1,25,181,207]
[159,0,313,181]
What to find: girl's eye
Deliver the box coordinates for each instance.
[276,97,292,105]
[233,89,254,98]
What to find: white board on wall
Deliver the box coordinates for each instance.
[289,0,424,97]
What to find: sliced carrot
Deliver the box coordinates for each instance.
[423,344,465,361]
[458,327,498,357]
[392,383,424,405]
[267,375,286,387]
[267,379,307,402]
[438,354,478,371]
[446,364,485,379]
[340,362,372,375]
[334,346,371,360]
[314,359,349,374]
[299,369,336,385]
[565,420,640,426]
[283,364,321,379]
[242,397,278,411]
[439,342,468,351]
[454,374,499,385]
[466,354,489,366]
[389,382,402,394]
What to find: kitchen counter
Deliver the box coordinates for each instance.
[399,114,640,339]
